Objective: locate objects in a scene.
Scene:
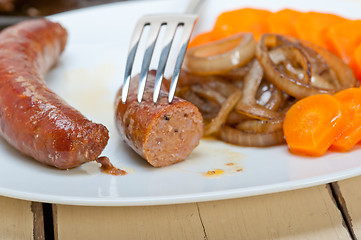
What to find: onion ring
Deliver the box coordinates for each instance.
[182,90,220,115]
[204,90,242,136]
[226,111,252,125]
[203,80,237,97]
[190,85,226,106]
[184,33,256,75]
[219,126,285,147]
[235,119,283,133]
[300,40,358,89]
[257,81,284,111]
[269,45,311,84]
[256,34,337,98]
[235,60,283,120]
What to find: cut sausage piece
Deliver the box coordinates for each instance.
[115,72,203,167]
[0,19,109,169]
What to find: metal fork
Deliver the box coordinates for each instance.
[121,0,204,104]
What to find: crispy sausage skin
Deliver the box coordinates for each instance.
[0,19,109,169]
[115,72,203,167]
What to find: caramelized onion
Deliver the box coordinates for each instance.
[235,103,283,120]
[221,62,252,81]
[178,70,223,87]
[226,111,252,125]
[300,43,329,76]
[256,34,337,99]
[177,32,356,148]
[203,80,237,97]
[235,119,283,133]
[184,33,256,75]
[310,75,335,89]
[235,60,283,120]
[239,60,263,104]
[300,40,357,89]
[257,82,284,111]
[269,45,311,84]
[182,90,220,114]
[204,90,242,136]
[219,126,285,147]
[191,84,226,106]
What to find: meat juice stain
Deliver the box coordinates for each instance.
[201,147,244,177]
[203,169,224,177]
[96,156,127,176]
[185,139,245,177]
[226,162,243,172]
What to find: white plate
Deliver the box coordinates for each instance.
[1,0,361,206]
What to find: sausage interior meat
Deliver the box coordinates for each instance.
[0,19,109,169]
[115,71,203,167]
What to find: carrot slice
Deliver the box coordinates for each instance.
[349,44,361,81]
[324,20,361,64]
[268,9,302,37]
[294,12,347,47]
[188,31,224,49]
[283,94,346,156]
[188,31,214,48]
[329,88,361,151]
[212,8,271,40]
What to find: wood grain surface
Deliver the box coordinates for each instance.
[52,185,351,240]
[0,196,44,240]
[332,176,361,239]
[53,203,205,240]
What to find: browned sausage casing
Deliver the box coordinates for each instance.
[0,19,109,169]
[115,72,203,167]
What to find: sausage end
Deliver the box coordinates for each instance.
[143,101,203,167]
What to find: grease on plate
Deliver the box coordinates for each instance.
[203,169,224,177]
[192,139,245,177]
[97,156,127,176]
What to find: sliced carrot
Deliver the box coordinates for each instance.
[349,44,361,81]
[324,20,361,64]
[188,31,214,48]
[212,8,271,40]
[329,88,361,151]
[267,9,302,37]
[188,31,224,49]
[294,12,347,47]
[283,94,347,156]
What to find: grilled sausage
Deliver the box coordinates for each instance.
[0,19,109,169]
[115,72,203,167]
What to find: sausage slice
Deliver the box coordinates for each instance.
[115,72,203,167]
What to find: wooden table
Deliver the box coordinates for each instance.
[2,175,361,239]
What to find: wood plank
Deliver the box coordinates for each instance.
[332,175,361,238]
[197,185,351,240]
[0,196,43,240]
[32,202,45,240]
[54,184,351,240]
[54,203,205,240]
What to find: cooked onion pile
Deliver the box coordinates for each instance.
[176,33,358,147]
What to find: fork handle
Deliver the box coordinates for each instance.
[185,0,204,14]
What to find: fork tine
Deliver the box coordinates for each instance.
[153,22,178,103]
[168,15,197,103]
[121,19,147,103]
[137,22,162,103]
